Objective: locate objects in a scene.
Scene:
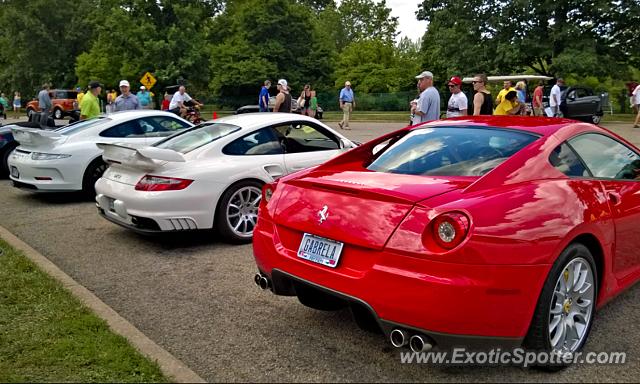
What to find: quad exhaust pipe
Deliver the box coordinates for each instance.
[390,329,408,348]
[409,334,433,352]
[390,328,435,352]
[254,273,270,290]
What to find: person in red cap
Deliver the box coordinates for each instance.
[446,76,468,118]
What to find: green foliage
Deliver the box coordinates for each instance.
[334,39,420,93]
[417,0,640,81]
[0,0,94,95]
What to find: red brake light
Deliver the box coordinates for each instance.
[429,212,470,250]
[134,175,193,191]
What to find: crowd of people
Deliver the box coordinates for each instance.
[406,71,568,125]
[28,80,202,126]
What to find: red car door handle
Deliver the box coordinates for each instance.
[607,191,621,206]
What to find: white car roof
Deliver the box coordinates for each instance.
[98,110,186,122]
[208,112,323,130]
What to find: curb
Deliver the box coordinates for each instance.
[0,225,206,383]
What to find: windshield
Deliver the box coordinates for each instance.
[368,127,538,177]
[55,117,109,135]
[155,122,241,153]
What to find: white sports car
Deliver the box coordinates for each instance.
[8,111,192,195]
[95,113,357,242]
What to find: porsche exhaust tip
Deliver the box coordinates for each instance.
[254,273,270,290]
[390,329,408,348]
[409,335,434,352]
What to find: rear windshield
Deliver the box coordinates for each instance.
[368,127,538,177]
[55,117,109,135]
[155,122,241,153]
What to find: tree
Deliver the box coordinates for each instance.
[75,0,219,93]
[417,0,640,80]
[337,0,398,47]
[334,39,420,93]
[208,0,334,102]
[0,0,94,95]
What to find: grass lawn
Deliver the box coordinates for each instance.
[0,239,168,382]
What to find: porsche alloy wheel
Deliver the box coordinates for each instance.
[524,243,597,370]
[53,108,63,120]
[591,115,602,125]
[216,180,263,243]
[548,257,595,355]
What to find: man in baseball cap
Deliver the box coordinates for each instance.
[446,76,468,118]
[114,79,140,111]
[412,70,440,123]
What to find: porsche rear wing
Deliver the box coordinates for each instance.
[11,127,66,148]
[97,143,185,171]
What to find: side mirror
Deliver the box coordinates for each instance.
[340,138,353,149]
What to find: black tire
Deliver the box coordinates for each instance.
[294,282,347,311]
[524,243,598,370]
[82,158,108,198]
[215,179,263,244]
[53,108,63,120]
[26,108,34,119]
[1,143,18,178]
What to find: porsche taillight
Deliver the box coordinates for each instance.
[427,212,470,250]
[134,175,193,191]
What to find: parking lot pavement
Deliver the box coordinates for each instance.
[0,121,638,381]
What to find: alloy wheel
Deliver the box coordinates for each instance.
[225,186,261,238]
[548,257,595,355]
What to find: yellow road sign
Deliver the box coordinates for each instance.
[140,72,157,89]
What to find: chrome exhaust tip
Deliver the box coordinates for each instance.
[409,335,433,352]
[254,273,270,290]
[390,329,408,348]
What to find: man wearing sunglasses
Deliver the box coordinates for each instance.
[446,76,468,117]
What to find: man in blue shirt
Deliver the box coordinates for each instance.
[338,81,355,129]
[412,71,440,122]
[114,80,140,111]
[259,80,271,112]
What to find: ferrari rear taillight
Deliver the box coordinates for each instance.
[429,212,470,250]
[134,175,193,191]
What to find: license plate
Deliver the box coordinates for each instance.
[297,233,344,268]
[10,166,19,179]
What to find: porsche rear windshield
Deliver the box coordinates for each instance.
[155,122,241,153]
[367,127,538,177]
[55,117,109,135]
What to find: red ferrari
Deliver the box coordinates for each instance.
[252,116,640,361]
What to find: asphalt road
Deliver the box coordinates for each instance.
[1,120,639,382]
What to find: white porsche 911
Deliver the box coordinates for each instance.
[8,111,192,196]
[95,113,356,243]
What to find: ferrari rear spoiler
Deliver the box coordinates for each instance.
[11,127,66,148]
[97,143,185,171]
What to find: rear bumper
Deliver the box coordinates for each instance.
[8,154,83,191]
[267,269,523,350]
[95,177,219,232]
[253,219,550,343]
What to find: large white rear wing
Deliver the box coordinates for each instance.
[97,143,185,171]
